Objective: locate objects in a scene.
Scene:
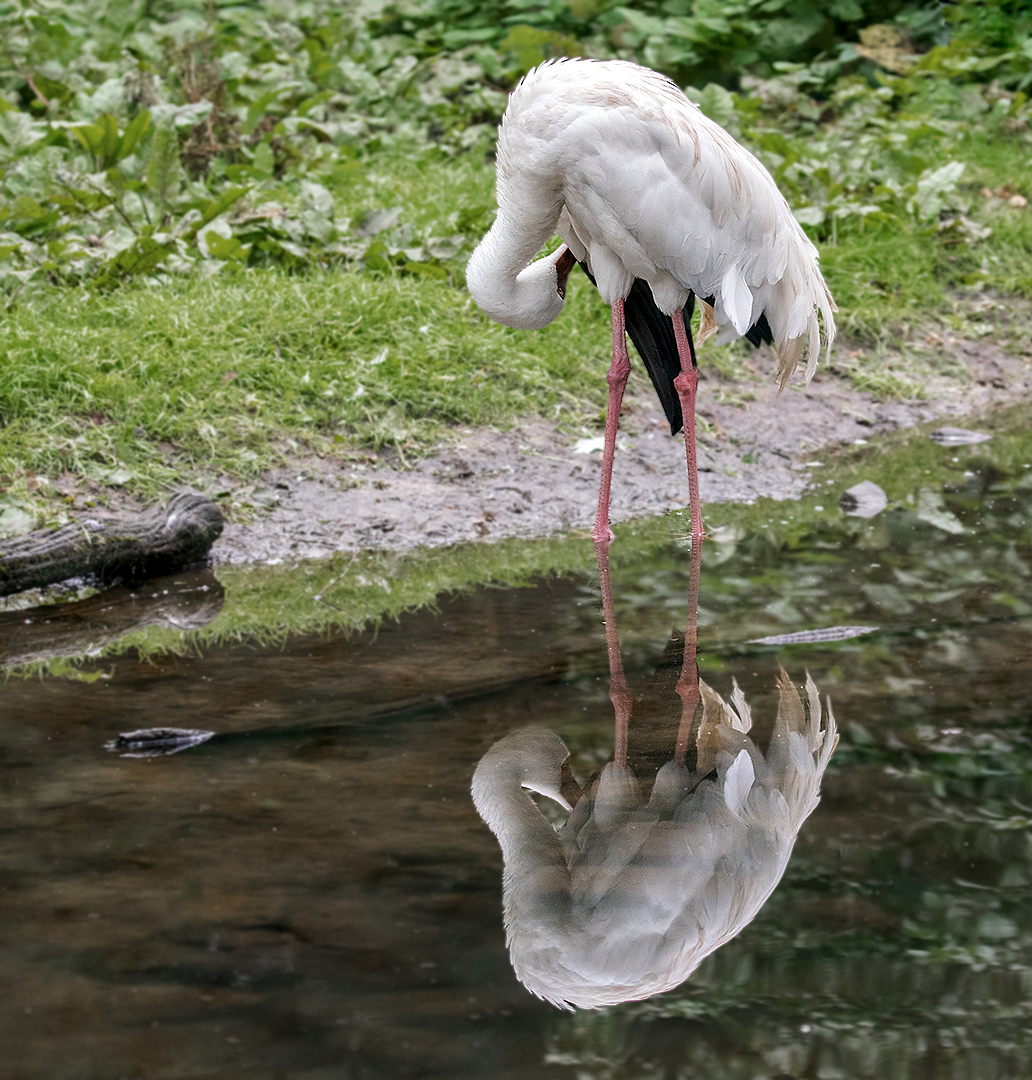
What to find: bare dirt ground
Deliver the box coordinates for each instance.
[213,335,1032,564]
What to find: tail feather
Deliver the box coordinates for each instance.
[767,247,837,389]
[624,275,690,437]
[744,311,773,349]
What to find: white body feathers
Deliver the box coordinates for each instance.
[471,672,838,1010]
[466,58,836,384]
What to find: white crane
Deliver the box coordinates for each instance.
[471,532,838,1009]
[466,58,836,541]
[471,671,838,1009]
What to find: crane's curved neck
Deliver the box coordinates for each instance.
[471,754,572,935]
[466,209,570,331]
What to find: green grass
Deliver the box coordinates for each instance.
[2,120,1030,532]
[2,6,1032,536]
[0,260,620,517]
[819,133,1032,338]
[328,147,497,237]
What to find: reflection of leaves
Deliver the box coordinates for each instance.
[915,487,966,534]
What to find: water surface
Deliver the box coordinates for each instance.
[3,410,1032,1078]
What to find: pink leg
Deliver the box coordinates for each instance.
[593,298,631,545]
[594,537,631,769]
[673,535,703,768]
[671,310,704,539]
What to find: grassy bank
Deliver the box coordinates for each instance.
[0,266,613,502]
[9,398,1032,677]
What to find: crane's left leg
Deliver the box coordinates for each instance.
[593,298,631,545]
[671,310,705,539]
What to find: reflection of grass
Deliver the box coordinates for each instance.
[2,520,652,677]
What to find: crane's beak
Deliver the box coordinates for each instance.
[554,245,576,300]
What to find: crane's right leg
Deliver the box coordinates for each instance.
[673,533,704,768]
[593,298,631,545]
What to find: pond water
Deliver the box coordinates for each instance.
[3,409,1032,1079]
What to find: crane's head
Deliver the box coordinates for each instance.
[471,727,577,823]
[466,243,574,331]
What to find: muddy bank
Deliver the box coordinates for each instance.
[213,336,1032,564]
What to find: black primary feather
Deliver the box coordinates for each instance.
[623,277,694,436]
[578,262,692,436]
[745,311,773,348]
[577,264,773,437]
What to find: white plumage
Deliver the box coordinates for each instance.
[471,671,838,1010]
[466,58,836,540]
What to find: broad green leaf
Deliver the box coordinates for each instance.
[94,237,175,285]
[0,110,44,158]
[118,109,152,161]
[301,181,334,217]
[404,260,448,280]
[72,113,122,170]
[197,186,252,231]
[615,7,668,37]
[0,504,34,538]
[205,232,249,261]
[301,209,334,244]
[252,142,275,179]
[11,195,46,221]
[695,83,736,127]
[71,122,107,163]
[500,25,567,73]
[243,88,286,137]
[912,161,965,220]
[793,206,825,226]
[828,0,863,18]
[145,119,181,212]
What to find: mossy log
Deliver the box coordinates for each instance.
[0,491,223,599]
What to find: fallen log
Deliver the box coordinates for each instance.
[0,491,223,599]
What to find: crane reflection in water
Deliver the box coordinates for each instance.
[471,536,838,1009]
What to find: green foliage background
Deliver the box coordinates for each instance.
[1,0,1028,290]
